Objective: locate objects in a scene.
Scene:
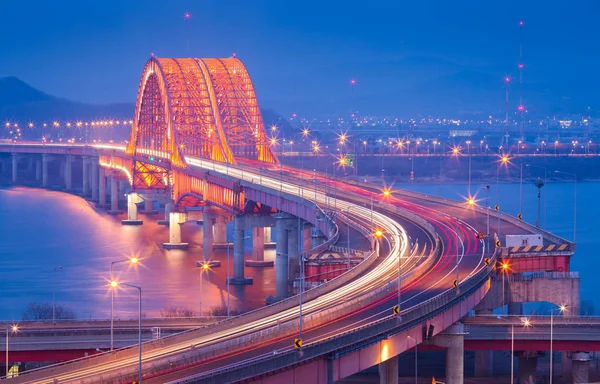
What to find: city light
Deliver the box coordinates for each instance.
[467,197,475,206]
[383,189,391,197]
[302,128,310,137]
[502,262,509,270]
[374,229,383,237]
[110,281,118,288]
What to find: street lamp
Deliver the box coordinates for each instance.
[501,262,509,314]
[496,316,532,384]
[197,261,210,315]
[5,325,18,377]
[554,171,577,243]
[110,257,138,351]
[110,281,143,383]
[407,335,417,384]
[526,164,548,228]
[549,304,567,384]
[53,266,63,324]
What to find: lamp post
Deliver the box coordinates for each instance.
[526,164,548,228]
[53,265,63,325]
[110,257,138,351]
[501,262,509,314]
[554,171,577,243]
[407,335,417,384]
[549,304,567,384]
[197,261,210,315]
[5,325,17,377]
[111,282,143,383]
[496,316,532,384]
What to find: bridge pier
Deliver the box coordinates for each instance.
[158,201,173,225]
[433,322,465,384]
[518,352,539,384]
[35,158,41,182]
[246,227,273,267]
[42,154,50,188]
[213,216,227,244]
[64,154,72,190]
[11,153,18,183]
[139,198,158,215]
[311,226,325,248]
[264,226,272,243]
[275,216,290,299]
[82,156,90,196]
[303,225,312,251]
[378,355,398,384]
[288,221,299,279]
[122,193,143,225]
[572,352,590,384]
[163,212,189,249]
[474,310,494,377]
[229,215,253,285]
[91,158,98,201]
[98,167,107,206]
[202,214,214,260]
[107,176,122,214]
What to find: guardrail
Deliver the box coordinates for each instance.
[493,271,580,282]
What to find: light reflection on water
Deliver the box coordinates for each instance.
[0,187,276,320]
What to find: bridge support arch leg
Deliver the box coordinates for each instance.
[229,216,253,285]
[378,355,399,384]
[572,352,590,384]
[163,212,189,249]
[122,193,143,225]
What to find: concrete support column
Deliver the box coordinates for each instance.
[433,323,465,384]
[140,197,158,215]
[214,216,227,244]
[108,176,121,214]
[518,355,538,384]
[246,227,273,267]
[229,216,252,284]
[98,167,106,206]
[42,154,50,188]
[122,193,143,225]
[163,212,189,249]
[82,156,90,196]
[378,355,399,384]
[474,310,493,377]
[64,155,72,190]
[572,352,590,384]
[26,157,33,174]
[11,153,18,183]
[35,159,41,182]
[288,222,299,279]
[118,180,127,197]
[91,160,99,201]
[158,201,173,226]
[275,218,289,299]
[311,226,323,248]
[264,226,272,243]
[202,215,214,261]
[59,160,65,180]
[303,226,312,251]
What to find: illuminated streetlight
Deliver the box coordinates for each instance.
[109,257,139,351]
[467,197,475,206]
[383,189,391,198]
[374,229,383,237]
[5,325,18,377]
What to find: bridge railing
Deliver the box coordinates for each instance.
[493,271,580,282]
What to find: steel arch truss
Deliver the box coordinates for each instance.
[127,57,279,166]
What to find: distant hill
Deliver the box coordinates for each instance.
[0,77,290,140]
